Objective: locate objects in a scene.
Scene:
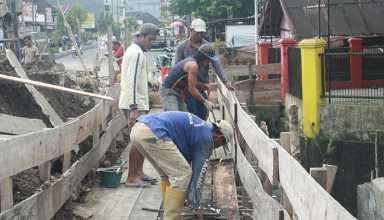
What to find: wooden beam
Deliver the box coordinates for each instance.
[224,64,281,79]
[212,160,240,220]
[0,73,115,102]
[0,114,46,135]
[310,167,327,189]
[280,132,291,154]
[0,177,13,212]
[324,164,338,193]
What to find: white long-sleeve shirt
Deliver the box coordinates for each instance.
[119,43,149,111]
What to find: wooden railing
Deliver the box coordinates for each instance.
[216,78,356,220]
[0,85,126,220]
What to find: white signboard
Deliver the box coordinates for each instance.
[225,25,256,48]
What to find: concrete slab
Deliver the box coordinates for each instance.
[74,160,161,220]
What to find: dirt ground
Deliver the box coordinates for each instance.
[0,59,96,207]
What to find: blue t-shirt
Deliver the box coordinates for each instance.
[138,111,213,162]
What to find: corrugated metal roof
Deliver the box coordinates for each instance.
[281,0,384,38]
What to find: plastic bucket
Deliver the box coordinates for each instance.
[98,169,123,188]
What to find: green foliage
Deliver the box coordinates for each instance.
[169,0,255,20]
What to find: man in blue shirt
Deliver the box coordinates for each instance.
[130,111,233,220]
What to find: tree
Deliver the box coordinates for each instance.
[169,0,255,21]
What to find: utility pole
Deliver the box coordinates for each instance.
[32,0,35,32]
[11,0,21,59]
[254,0,259,64]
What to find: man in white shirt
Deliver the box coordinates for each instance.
[119,23,160,187]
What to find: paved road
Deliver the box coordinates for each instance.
[56,46,163,82]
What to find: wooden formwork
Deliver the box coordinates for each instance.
[216,77,356,220]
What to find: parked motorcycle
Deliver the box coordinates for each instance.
[148,47,175,90]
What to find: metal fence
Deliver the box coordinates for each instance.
[363,47,384,80]
[288,47,302,99]
[321,47,384,105]
[268,47,281,63]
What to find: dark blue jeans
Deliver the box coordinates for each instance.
[186,90,208,120]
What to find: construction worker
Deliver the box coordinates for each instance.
[130,111,234,219]
[175,18,234,120]
[119,23,160,187]
[160,43,216,113]
[21,35,39,66]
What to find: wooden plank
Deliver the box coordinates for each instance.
[217,78,279,184]
[38,162,51,182]
[310,167,327,189]
[254,63,281,75]
[0,96,110,180]
[278,147,356,220]
[0,178,13,212]
[324,164,338,193]
[235,139,290,220]
[212,160,240,220]
[0,74,115,102]
[0,114,46,135]
[237,105,279,184]
[224,64,281,78]
[280,132,291,154]
[0,114,126,220]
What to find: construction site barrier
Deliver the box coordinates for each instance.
[0,85,125,219]
[216,77,356,220]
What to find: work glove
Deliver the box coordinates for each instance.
[203,99,214,111]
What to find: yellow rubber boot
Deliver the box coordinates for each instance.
[163,187,186,220]
[160,179,170,203]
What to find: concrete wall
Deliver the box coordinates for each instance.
[320,105,384,141]
[357,178,384,220]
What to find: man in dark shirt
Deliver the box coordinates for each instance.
[175,18,234,120]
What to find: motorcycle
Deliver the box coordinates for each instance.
[148,47,175,90]
[71,46,83,57]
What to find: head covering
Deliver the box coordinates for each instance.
[133,23,160,36]
[214,120,234,144]
[190,19,206,32]
[197,43,219,62]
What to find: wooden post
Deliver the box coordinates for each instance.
[107,27,114,86]
[39,162,51,182]
[0,177,13,211]
[289,105,300,159]
[310,167,327,189]
[280,132,291,154]
[62,152,71,173]
[323,164,338,193]
[375,131,384,177]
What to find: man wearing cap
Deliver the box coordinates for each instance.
[160,43,217,114]
[174,18,234,120]
[130,111,233,220]
[119,23,160,187]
